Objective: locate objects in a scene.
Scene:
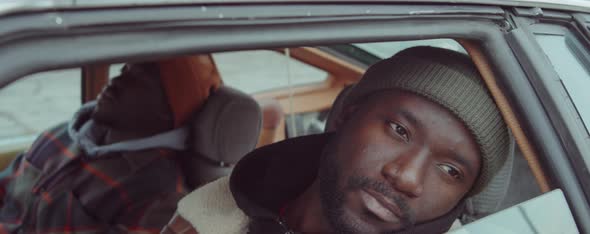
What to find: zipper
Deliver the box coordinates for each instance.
[276,217,296,234]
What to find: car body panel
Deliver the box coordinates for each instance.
[2,0,590,14]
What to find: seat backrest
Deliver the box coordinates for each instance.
[325,86,515,223]
[182,86,262,189]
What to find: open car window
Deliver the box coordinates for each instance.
[0,68,80,148]
[0,42,548,229]
[214,50,328,94]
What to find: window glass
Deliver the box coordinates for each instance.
[285,110,330,138]
[354,38,466,59]
[213,50,328,94]
[535,34,590,134]
[0,69,81,148]
[109,64,125,79]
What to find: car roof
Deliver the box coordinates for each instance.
[2,0,590,15]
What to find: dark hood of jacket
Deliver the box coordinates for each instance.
[229,133,466,234]
[67,101,189,157]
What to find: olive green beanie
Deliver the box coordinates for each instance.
[343,46,510,195]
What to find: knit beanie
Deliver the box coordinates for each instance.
[157,55,222,127]
[342,46,510,195]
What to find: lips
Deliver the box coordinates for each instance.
[360,189,403,223]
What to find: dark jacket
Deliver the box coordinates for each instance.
[163,133,465,234]
[0,102,190,233]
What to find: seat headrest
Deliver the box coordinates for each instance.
[191,86,262,164]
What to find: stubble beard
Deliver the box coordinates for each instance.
[317,135,415,234]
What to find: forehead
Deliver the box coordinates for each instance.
[365,90,453,117]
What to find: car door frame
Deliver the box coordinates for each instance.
[503,8,590,230]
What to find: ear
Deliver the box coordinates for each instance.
[330,104,360,131]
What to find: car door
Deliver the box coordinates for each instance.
[502,7,590,231]
[0,1,587,232]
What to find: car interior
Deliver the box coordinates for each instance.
[0,38,549,227]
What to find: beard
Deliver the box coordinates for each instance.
[318,136,415,234]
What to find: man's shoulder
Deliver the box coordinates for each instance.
[31,122,73,148]
[24,122,76,168]
[232,133,332,177]
[175,176,249,234]
[256,133,332,154]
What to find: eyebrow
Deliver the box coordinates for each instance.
[395,109,419,127]
[448,151,476,176]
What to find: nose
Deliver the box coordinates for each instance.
[381,148,429,198]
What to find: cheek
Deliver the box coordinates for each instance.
[127,86,166,112]
[335,125,394,173]
[412,172,466,221]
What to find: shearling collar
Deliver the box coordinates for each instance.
[229,133,466,234]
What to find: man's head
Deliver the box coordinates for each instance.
[92,56,222,136]
[93,64,172,135]
[319,47,510,233]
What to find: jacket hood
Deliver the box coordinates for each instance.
[67,101,189,157]
[229,133,466,234]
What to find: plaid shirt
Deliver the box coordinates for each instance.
[0,123,188,233]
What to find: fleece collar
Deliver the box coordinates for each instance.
[229,133,466,234]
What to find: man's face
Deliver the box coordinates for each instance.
[92,64,173,135]
[319,90,481,233]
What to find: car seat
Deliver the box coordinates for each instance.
[325,86,515,223]
[181,85,262,189]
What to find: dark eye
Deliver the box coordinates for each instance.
[438,164,462,180]
[389,122,409,141]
